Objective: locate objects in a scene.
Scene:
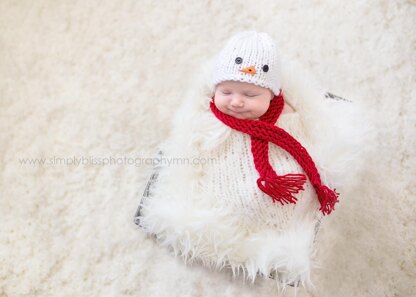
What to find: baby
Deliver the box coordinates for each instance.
[136,31,340,292]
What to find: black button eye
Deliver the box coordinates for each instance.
[235,57,243,64]
[262,65,269,72]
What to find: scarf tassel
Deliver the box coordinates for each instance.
[316,185,340,215]
[257,174,307,205]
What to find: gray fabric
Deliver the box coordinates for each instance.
[134,150,163,228]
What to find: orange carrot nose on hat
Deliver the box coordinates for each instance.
[240,65,257,75]
[212,30,282,96]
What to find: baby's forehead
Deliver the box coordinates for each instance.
[216,80,266,91]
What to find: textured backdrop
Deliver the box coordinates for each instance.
[0,1,415,296]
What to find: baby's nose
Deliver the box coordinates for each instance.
[231,96,244,107]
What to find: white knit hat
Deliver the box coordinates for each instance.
[212,31,282,96]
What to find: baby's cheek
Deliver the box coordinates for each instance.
[247,105,261,118]
[264,102,271,113]
[214,98,229,113]
[254,100,270,115]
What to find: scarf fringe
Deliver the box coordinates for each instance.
[316,185,340,215]
[257,174,307,205]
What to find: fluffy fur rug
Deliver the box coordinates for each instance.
[0,1,414,297]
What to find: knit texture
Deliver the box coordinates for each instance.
[198,109,320,231]
[210,92,340,215]
[211,31,281,95]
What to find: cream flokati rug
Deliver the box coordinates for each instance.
[0,1,415,297]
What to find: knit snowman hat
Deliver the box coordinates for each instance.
[212,30,281,96]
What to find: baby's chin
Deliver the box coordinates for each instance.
[225,110,260,120]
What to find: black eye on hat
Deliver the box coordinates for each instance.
[235,57,243,64]
[262,65,269,72]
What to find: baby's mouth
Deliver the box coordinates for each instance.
[228,108,245,114]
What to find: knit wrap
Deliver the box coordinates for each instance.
[210,91,340,215]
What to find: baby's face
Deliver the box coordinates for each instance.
[214,80,273,120]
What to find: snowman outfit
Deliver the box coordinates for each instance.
[135,31,370,292]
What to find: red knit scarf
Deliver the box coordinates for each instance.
[210,91,339,215]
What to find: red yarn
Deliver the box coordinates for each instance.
[210,91,340,215]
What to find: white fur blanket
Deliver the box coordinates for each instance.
[0,1,414,297]
[137,53,373,293]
